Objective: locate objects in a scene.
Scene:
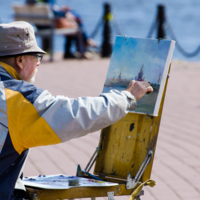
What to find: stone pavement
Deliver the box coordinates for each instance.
[23,53,200,200]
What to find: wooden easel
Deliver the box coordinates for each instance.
[25,65,171,200]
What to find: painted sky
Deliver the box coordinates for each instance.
[106,36,172,83]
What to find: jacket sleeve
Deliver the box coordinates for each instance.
[32,89,136,143]
[7,87,136,154]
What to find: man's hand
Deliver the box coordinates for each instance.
[126,80,153,101]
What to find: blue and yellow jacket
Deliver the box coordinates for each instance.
[0,61,135,199]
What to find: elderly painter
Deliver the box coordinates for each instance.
[0,21,153,200]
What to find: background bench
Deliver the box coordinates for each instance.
[12,3,82,61]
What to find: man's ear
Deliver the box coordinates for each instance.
[15,55,24,70]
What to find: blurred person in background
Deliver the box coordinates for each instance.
[26,0,97,59]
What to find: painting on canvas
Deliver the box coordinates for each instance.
[103,36,175,116]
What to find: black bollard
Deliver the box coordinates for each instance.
[101,3,113,57]
[156,4,166,39]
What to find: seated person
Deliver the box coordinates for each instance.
[26,0,97,59]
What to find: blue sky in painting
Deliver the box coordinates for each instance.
[106,36,172,83]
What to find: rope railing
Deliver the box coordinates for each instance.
[88,3,122,57]
[89,7,122,39]
[146,4,200,57]
[89,18,103,39]
[89,3,200,58]
[112,13,123,35]
[146,20,158,39]
[166,21,200,57]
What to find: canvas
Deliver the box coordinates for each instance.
[103,36,175,116]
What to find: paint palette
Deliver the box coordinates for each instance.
[22,174,118,189]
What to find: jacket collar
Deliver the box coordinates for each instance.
[0,61,21,80]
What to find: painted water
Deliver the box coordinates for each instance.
[1,0,200,62]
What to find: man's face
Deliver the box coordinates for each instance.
[19,55,41,83]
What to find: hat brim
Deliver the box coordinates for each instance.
[0,42,46,57]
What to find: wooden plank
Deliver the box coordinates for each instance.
[26,184,135,199]
[35,27,79,37]
[12,4,53,17]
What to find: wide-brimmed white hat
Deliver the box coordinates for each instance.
[0,21,46,56]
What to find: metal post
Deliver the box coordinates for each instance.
[101,3,113,57]
[85,147,98,172]
[156,4,166,39]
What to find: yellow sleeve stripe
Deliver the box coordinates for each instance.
[5,88,61,154]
